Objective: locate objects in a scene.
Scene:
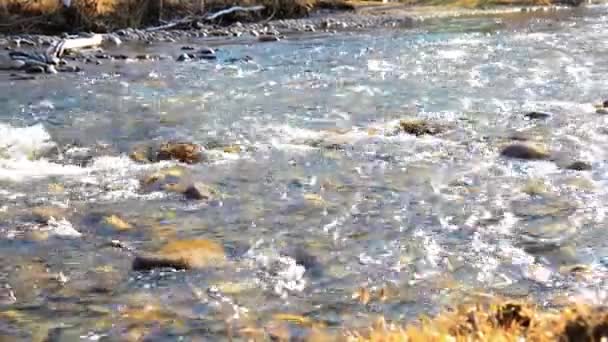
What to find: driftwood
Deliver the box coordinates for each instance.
[144,5,266,32]
[145,18,192,32]
[204,5,265,21]
[0,34,113,72]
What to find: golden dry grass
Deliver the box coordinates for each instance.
[0,0,356,32]
[238,300,608,341]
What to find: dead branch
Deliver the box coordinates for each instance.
[204,5,265,21]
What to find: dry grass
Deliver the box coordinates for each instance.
[0,0,572,32]
[0,0,356,32]
[239,300,608,341]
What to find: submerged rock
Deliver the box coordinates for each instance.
[129,144,153,163]
[103,215,133,231]
[161,181,218,201]
[564,161,592,171]
[132,239,226,271]
[524,111,552,120]
[199,46,215,55]
[156,142,203,164]
[141,166,188,190]
[182,183,218,201]
[500,143,549,160]
[398,119,445,136]
[25,65,45,74]
[177,53,193,62]
[258,35,280,42]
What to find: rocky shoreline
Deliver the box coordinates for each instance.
[0,3,588,78]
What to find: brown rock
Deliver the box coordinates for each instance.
[500,143,549,160]
[132,239,226,271]
[129,145,153,163]
[31,206,69,223]
[104,215,133,231]
[182,183,217,201]
[156,142,203,164]
[141,166,188,189]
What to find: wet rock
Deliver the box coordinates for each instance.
[287,247,323,278]
[182,183,218,201]
[95,53,111,59]
[132,239,226,271]
[157,142,203,164]
[57,65,80,73]
[103,215,133,231]
[177,53,193,62]
[31,206,69,223]
[25,65,45,74]
[9,74,36,81]
[512,197,575,218]
[199,46,215,55]
[199,53,217,60]
[500,143,549,160]
[398,119,445,136]
[524,111,552,120]
[45,217,82,238]
[519,217,577,252]
[565,161,592,171]
[135,54,152,61]
[258,34,280,42]
[129,144,153,163]
[221,145,242,154]
[112,54,129,60]
[0,285,16,305]
[140,165,189,191]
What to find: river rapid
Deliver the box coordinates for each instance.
[2,5,608,341]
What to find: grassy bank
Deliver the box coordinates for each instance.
[0,0,356,33]
[0,0,582,33]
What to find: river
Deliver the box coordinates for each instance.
[1,5,608,340]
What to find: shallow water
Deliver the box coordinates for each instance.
[2,5,608,340]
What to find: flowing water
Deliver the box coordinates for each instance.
[2,5,608,340]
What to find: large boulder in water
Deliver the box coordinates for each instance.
[500,143,549,160]
[156,142,203,164]
[132,239,226,271]
[130,142,204,164]
[397,119,445,136]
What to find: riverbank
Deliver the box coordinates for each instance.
[0,0,596,78]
